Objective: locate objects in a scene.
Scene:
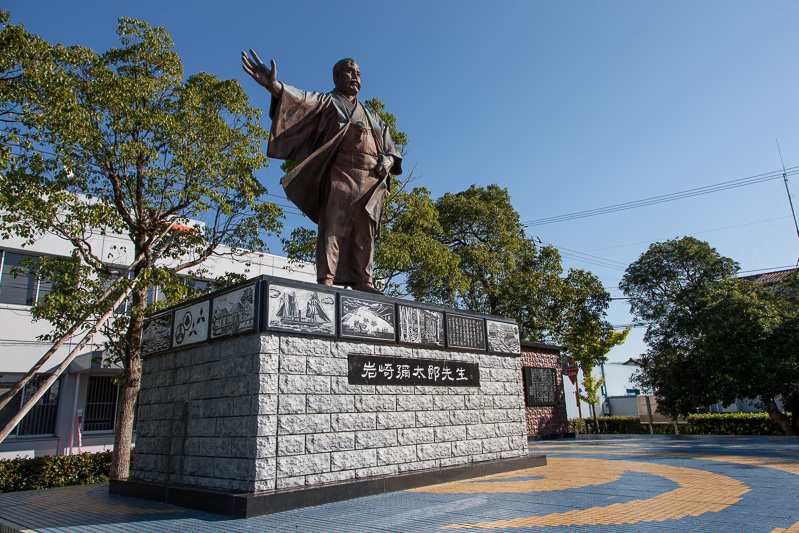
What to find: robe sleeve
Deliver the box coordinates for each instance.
[364,109,403,176]
[267,84,333,161]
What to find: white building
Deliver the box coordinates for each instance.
[0,230,314,459]
[563,359,641,420]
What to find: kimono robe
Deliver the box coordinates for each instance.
[267,84,403,285]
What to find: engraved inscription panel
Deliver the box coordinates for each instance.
[348,353,479,387]
[446,313,486,350]
[523,367,556,406]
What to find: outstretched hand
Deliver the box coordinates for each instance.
[241,49,279,95]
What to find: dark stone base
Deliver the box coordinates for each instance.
[528,432,576,441]
[110,454,547,519]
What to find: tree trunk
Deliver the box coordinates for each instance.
[783,393,799,436]
[764,397,796,436]
[109,279,146,480]
[590,402,600,434]
[111,358,141,479]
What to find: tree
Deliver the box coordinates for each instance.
[0,14,281,476]
[638,274,798,433]
[621,237,799,434]
[619,236,739,340]
[418,185,560,333]
[556,269,629,431]
[689,275,798,434]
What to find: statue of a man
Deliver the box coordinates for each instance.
[241,50,403,294]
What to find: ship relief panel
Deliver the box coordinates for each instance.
[173,300,210,348]
[397,304,444,347]
[141,312,172,356]
[339,295,396,341]
[266,283,336,336]
[210,282,258,340]
[486,319,521,355]
[445,313,486,351]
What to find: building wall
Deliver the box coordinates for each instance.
[0,231,315,458]
[520,344,568,438]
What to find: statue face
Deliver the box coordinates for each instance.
[334,61,361,97]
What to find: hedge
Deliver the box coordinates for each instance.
[687,413,782,436]
[0,450,126,493]
[569,413,784,436]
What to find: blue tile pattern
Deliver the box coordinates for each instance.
[0,435,797,532]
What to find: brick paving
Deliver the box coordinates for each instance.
[1,435,798,532]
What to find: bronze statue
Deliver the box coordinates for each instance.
[241,51,403,294]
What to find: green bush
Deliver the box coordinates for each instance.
[570,416,649,434]
[568,412,784,436]
[0,450,129,493]
[687,413,782,436]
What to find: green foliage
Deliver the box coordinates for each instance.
[579,371,604,408]
[558,271,630,370]
[0,450,121,493]
[569,416,649,435]
[622,237,798,434]
[619,236,739,339]
[568,413,783,436]
[0,13,282,477]
[419,185,562,338]
[365,97,407,151]
[688,413,782,436]
[374,180,463,297]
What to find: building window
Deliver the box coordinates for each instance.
[626,388,640,396]
[83,376,120,432]
[0,251,52,306]
[0,373,61,436]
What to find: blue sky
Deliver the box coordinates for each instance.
[6,1,799,366]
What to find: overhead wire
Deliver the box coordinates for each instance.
[522,166,799,227]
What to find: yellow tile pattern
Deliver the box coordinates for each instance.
[532,446,799,476]
[772,520,799,533]
[412,457,749,530]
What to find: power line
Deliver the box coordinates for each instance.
[522,167,799,227]
[542,241,628,272]
[776,141,799,260]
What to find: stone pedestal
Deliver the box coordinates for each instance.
[113,275,544,517]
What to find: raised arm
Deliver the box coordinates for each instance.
[241,49,283,97]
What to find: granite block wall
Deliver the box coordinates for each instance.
[133,332,528,493]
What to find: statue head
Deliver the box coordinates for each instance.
[333,58,360,97]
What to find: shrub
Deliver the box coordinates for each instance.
[0,450,131,493]
[687,413,782,436]
[570,416,648,434]
[568,412,783,436]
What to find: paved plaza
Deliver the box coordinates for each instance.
[1,435,798,532]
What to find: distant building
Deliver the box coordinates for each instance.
[0,230,314,459]
[739,267,798,286]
